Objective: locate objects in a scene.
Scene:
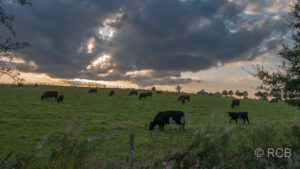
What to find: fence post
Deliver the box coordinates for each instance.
[130,133,134,167]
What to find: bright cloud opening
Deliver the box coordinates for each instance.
[87,37,95,53]
[125,69,154,77]
[98,6,126,39]
[99,26,114,39]
[86,54,111,70]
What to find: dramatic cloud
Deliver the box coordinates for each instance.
[3,0,291,86]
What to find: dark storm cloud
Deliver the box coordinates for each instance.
[3,0,290,86]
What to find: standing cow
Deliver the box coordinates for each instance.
[109,90,115,96]
[178,95,190,104]
[139,92,152,100]
[149,111,185,131]
[41,91,58,100]
[57,95,64,103]
[88,88,97,94]
[227,112,249,124]
[129,90,138,96]
[231,99,240,108]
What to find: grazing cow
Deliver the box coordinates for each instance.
[156,91,163,94]
[269,98,278,103]
[227,112,249,124]
[149,111,185,131]
[178,95,190,104]
[129,90,138,96]
[109,90,115,96]
[41,91,58,100]
[139,92,152,100]
[181,99,185,104]
[231,99,240,108]
[57,95,64,103]
[88,88,97,94]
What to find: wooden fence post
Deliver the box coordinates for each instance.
[130,133,134,167]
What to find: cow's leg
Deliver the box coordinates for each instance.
[230,119,232,123]
[235,119,237,124]
[246,117,249,124]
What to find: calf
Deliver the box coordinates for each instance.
[139,92,152,100]
[88,88,97,94]
[231,99,240,108]
[227,112,249,124]
[109,90,115,96]
[57,95,64,103]
[129,90,138,96]
[178,95,190,104]
[41,91,58,100]
[149,111,185,131]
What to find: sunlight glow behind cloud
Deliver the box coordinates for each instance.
[86,55,111,70]
[87,37,95,53]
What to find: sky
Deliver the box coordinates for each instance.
[0,0,294,97]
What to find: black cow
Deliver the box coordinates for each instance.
[139,92,152,100]
[57,95,64,103]
[149,111,185,131]
[178,95,190,104]
[129,90,138,96]
[181,99,185,104]
[156,91,163,94]
[227,112,249,124]
[88,88,97,94]
[231,99,240,108]
[18,83,23,87]
[41,91,58,100]
[109,90,115,96]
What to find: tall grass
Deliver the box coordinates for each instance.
[145,120,300,169]
[1,119,299,169]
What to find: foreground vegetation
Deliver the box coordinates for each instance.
[0,85,299,168]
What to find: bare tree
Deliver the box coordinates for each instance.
[228,90,234,97]
[221,90,228,97]
[243,91,248,99]
[0,0,31,82]
[175,85,182,93]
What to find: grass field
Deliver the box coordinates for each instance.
[0,85,299,168]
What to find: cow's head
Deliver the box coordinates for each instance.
[149,121,155,130]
